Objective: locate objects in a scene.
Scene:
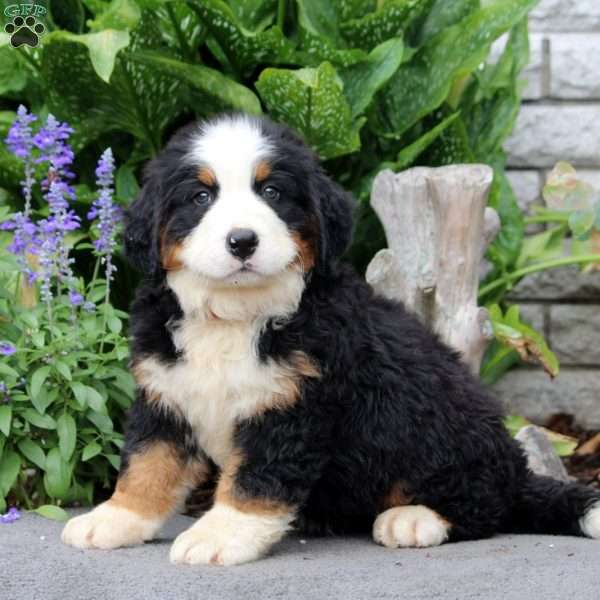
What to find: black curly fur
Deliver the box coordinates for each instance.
[121,114,600,542]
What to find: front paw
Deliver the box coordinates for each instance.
[61,502,161,550]
[170,503,291,566]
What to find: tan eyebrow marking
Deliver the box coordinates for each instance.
[197,166,216,187]
[255,160,271,183]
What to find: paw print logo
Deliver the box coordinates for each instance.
[5,15,45,48]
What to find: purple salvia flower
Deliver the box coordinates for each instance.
[0,342,16,356]
[82,301,96,313]
[34,114,75,190]
[37,235,55,305]
[69,291,84,306]
[89,149,121,283]
[0,507,21,524]
[5,105,37,212]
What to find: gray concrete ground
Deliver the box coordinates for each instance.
[3,509,600,600]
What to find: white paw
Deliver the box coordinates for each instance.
[580,502,600,539]
[61,502,162,550]
[170,503,292,566]
[373,505,451,549]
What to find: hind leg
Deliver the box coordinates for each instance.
[373,505,451,548]
[580,503,600,539]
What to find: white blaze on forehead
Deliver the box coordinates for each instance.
[177,115,299,285]
[188,115,273,186]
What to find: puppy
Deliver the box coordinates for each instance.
[62,114,600,565]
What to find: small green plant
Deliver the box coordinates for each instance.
[0,108,133,515]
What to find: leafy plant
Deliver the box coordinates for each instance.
[0,107,133,514]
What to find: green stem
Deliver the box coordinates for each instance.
[98,277,111,355]
[478,254,600,299]
[89,257,101,292]
[277,0,286,30]
[523,215,569,225]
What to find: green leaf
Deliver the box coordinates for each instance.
[0,405,11,437]
[296,0,366,67]
[380,0,540,136]
[483,167,525,289]
[43,448,73,500]
[569,210,595,239]
[129,51,262,115]
[340,38,404,119]
[32,505,70,522]
[416,0,479,45]
[54,360,73,381]
[82,442,102,462]
[85,386,107,413]
[340,0,427,51]
[115,164,140,203]
[41,14,186,155]
[106,454,121,470]
[0,450,20,497]
[18,439,46,470]
[70,381,88,408]
[30,365,52,399]
[0,362,19,378]
[87,410,114,433]
[0,47,28,95]
[57,414,77,462]
[228,0,278,31]
[23,409,57,430]
[187,0,294,72]
[395,111,460,170]
[257,62,364,160]
[87,0,142,31]
[486,303,559,379]
[49,0,86,32]
[516,225,566,269]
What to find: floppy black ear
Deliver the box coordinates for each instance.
[312,171,354,273]
[123,163,161,275]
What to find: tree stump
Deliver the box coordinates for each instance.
[365,165,499,373]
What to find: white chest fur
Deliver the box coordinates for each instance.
[133,269,306,467]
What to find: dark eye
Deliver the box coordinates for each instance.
[193,190,212,206]
[261,185,280,202]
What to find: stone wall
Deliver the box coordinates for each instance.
[491,0,600,428]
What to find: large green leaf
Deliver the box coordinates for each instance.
[257,62,364,160]
[416,0,479,45]
[187,0,294,72]
[43,448,73,500]
[0,405,11,437]
[379,0,540,136]
[340,0,427,51]
[332,0,377,21]
[41,13,186,156]
[228,0,278,31]
[87,0,142,31]
[43,29,131,84]
[0,449,20,497]
[57,413,77,462]
[18,438,46,470]
[340,38,404,119]
[0,47,28,94]
[32,505,70,521]
[129,50,262,114]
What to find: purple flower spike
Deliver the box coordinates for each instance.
[89,148,121,283]
[34,114,75,185]
[0,342,16,356]
[0,507,22,524]
[5,105,37,163]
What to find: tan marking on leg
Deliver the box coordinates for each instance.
[111,442,208,518]
[255,160,271,183]
[381,480,414,511]
[215,451,291,517]
[198,166,216,187]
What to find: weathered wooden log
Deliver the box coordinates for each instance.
[366,165,499,373]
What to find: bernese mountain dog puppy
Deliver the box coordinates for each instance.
[62,114,600,565]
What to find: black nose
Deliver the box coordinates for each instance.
[227,228,259,260]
